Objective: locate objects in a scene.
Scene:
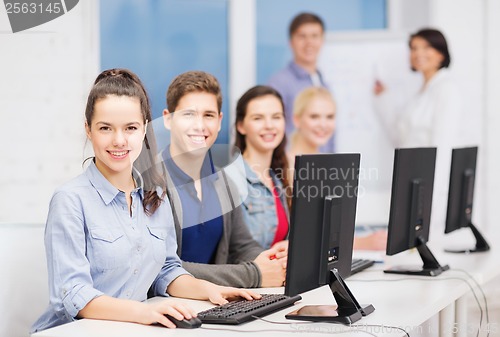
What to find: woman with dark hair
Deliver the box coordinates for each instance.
[234,85,291,249]
[374,28,463,229]
[31,69,259,333]
[374,27,459,148]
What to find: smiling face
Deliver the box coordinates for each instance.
[294,95,335,148]
[237,94,285,155]
[164,91,222,158]
[290,22,324,69]
[86,95,145,180]
[410,36,444,75]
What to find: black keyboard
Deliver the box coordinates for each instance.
[197,293,302,325]
[351,258,375,275]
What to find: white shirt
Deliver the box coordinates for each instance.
[375,68,464,232]
[310,72,322,87]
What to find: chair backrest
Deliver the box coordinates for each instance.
[0,224,48,337]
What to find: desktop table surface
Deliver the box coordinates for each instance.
[32,228,500,337]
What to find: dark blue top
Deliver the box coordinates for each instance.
[163,148,223,264]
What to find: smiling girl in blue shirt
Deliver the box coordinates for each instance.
[31,69,259,333]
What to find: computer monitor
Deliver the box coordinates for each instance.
[284,154,374,324]
[444,146,490,253]
[385,147,449,276]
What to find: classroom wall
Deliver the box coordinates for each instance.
[484,0,500,232]
[427,0,487,229]
[387,0,430,31]
[228,0,255,146]
[0,1,99,224]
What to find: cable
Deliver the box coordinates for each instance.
[200,326,303,334]
[350,276,484,337]
[251,316,308,325]
[199,314,414,337]
[251,316,379,336]
[199,316,382,336]
[251,316,376,336]
[200,320,414,337]
[200,272,489,336]
[451,268,490,337]
[200,325,377,336]
[257,316,417,337]
[199,273,488,337]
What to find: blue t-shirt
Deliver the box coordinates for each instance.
[163,148,223,264]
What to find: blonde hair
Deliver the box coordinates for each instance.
[293,86,335,118]
[291,87,335,147]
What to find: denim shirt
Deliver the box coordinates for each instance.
[31,161,188,333]
[240,160,289,249]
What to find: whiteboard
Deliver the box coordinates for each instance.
[318,31,421,224]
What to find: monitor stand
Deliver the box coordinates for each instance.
[445,222,490,253]
[286,269,374,324]
[326,269,375,324]
[385,236,450,276]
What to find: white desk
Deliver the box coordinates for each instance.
[352,227,500,337]
[32,228,500,337]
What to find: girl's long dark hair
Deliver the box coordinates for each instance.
[85,68,166,215]
[234,85,291,209]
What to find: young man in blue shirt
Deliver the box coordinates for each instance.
[267,12,334,153]
[162,71,287,288]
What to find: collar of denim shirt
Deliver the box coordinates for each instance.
[243,159,281,188]
[85,159,144,205]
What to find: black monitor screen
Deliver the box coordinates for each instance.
[384,147,449,276]
[445,147,477,233]
[443,146,489,253]
[285,154,360,297]
[386,148,436,256]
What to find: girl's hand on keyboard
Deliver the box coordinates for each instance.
[205,284,262,305]
[167,275,261,307]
